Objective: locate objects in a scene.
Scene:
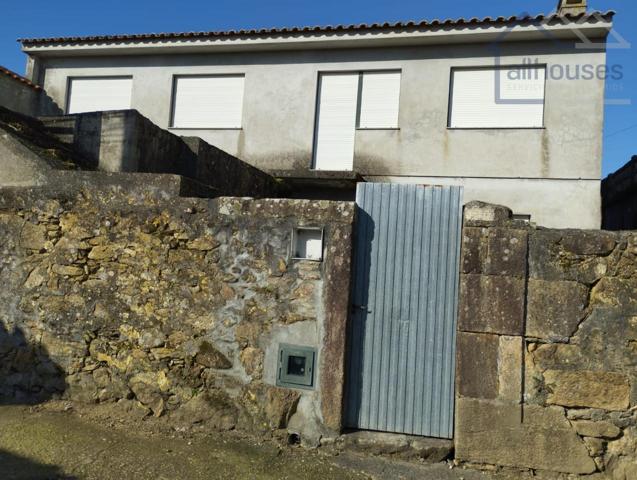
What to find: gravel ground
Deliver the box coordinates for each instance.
[0,404,526,480]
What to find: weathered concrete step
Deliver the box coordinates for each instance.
[338,430,453,463]
[38,116,78,144]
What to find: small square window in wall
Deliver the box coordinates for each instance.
[277,344,316,389]
[292,227,324,261]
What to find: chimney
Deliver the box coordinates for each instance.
[556,0,587,15]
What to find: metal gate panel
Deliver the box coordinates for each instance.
[345,183,463,438]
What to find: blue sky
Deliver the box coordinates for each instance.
[1,0,634,176]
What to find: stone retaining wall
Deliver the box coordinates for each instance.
[456,202,637,478]
[0,176,354,444]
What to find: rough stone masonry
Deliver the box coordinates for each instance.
[456,202,637,479]
[0,173,354,445]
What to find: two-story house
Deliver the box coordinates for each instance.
[19,0,613,228]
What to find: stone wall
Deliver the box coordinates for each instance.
[0,175,354,444]
[456,202,637,478]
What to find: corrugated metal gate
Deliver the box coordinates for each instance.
[345,183,463,438]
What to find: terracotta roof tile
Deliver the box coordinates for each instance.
[18,10,615,46]
[0,65,41,91]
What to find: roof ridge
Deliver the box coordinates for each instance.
[18,10,615,45]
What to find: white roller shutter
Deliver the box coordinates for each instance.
[359,71,401,128]
[67,77,133,114]
[172,75,245,128]
[313,73,359,171]
[449,66,546,128]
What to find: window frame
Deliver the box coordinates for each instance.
[276,343,316,390]
[65,75,134,115]
[290,226,324,262]
[169,73,246,130]
[446,64,548,130]
[355,69,402,131]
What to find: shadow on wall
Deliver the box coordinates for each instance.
[344,206,374,427]
[0,323,66,405]
[0,449,75,480]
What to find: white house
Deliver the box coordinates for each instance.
[19,0,613,228]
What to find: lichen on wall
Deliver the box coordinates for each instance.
[0,178,354,442]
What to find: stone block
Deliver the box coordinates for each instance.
[458,274,525,335]
[526,279,590,340]
[591,278,637,316]
[529,230,609,284]
[239,346,263,378]
[560,231,617,256]
[463,202,512,227]
[531,343,589,371]
[527,310,637,397]
[582,436,605,457]
[409,438,454,462]
[341,431,452,462]
[484,228,528,277]
[544,370,630,410]
[455,397,596,474]
[87,245,117,260]
[498,335,523,403]
[341,431,410,455]
[19,221,47,251]
[572,308,637,372]
[172,392,238,430]
[456,332,499,399]
[460,227,485,274]
[194,341,232,369]
[573,420,621,439]
[265,386,301,429]
[23,266,47,289]
[51,264,84,277]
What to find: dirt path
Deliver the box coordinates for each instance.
[0,404,510,480]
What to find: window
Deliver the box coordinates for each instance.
[312,70,401,170]
[292,227,323,261]
[67,77,133,114]
[358,71,401,129]
[313,73,359,171]
[171,74,245,129]
[448,66,546,129]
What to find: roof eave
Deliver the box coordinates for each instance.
[21,19,614,57]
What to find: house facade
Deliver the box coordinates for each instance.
[20,4,613,228]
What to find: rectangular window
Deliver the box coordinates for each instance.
[448,66,546,129]
[313,73,360,171]
[171,74,245,129]
[358,71,401,129]
[312,70,401,171]
[67,77,132,114]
